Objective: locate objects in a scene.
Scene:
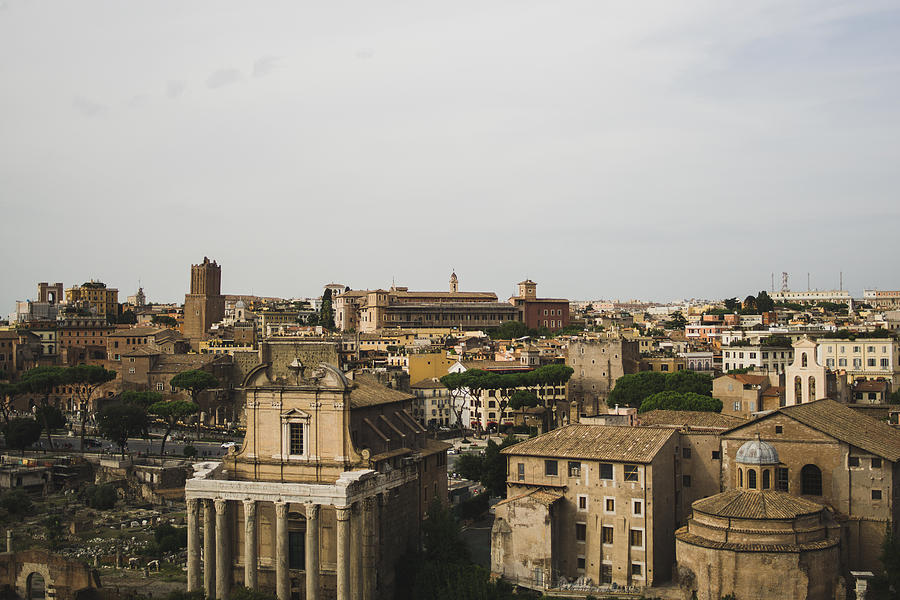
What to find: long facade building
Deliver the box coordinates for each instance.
[334,274,569,334]
[184,343,448,600]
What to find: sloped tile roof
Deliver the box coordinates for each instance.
[692,489,824,520]
[501,424,675,463]
[349,378,415,408]
[494,487,564,508]
[637,410,745,430]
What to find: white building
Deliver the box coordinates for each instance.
[771,290,851,305]
[722,345,794,374]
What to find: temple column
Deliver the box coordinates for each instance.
[362,497,376,600]
[305,503,320,600]
[187,498,201,592]
[215,499,230,600]
[336,505,351,600]
[350,503,362,600]
[203,499,216,599]
[243,500,258,590]
[275,501,289,600]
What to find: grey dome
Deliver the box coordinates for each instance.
[736,439,779,465]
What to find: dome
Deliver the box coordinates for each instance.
[736,438,779,465]
[235,300,246,309]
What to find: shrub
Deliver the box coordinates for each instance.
[0,489,32,515]
[155,523,187,553]
[83,484,117,509]
[183,445,197,457]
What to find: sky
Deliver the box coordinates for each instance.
[1,1,899,309]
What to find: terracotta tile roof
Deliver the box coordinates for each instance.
[779,399,900,461]
[853,380,889,393]
[410,378,446,389]
[761,386,784,397]
[637,410,745,430]
[494,487,564,508]
[730,374,769,386]
[350,379,414,408]
[108,327,163,338]
[728,398,900,462]
[692,490,824,520]
[501,424,676,463]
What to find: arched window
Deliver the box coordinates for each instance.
[738,468,743,487]
[762,469,771,489]
[748,469,757,489]
[795,376,802,403]
[802,352,808,367]
[801,464,822,495]
[808,377,816,402]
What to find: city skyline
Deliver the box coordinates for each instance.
[2,1,899,309]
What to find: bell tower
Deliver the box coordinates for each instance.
[449,271,458,294]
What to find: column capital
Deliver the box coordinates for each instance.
[243,499,257,516]
[335,505,351,522]
[214,498,228,514]
[363,497,376,511]
[187,497,200,514]
[305,503,320,520]
[274,500,288,519]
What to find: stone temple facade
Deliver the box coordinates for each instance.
[185,345,448,600]
[675,438,842,600]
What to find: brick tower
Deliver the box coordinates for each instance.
[184,257,225,348]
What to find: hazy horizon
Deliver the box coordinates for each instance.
[2,1,899,312]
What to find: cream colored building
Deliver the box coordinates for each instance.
[492,425,678,591]
[184,347,448,600]
[816,336,900,386]
[721,344,794,374]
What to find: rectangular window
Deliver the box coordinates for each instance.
[575,523,586,542]
[599,462,613,480]
[544,460,558,476]
[775,425,783,434]
[600,564,612,584]
[733,401,741,411]
[776,467,789,492]
[568,461,581,477]
[683,475,692,487]
[682,447,691,459]
[604,497,615,514]
[577,495,588,511]
[629,529,643,548]
[849,456,860,468]
[289,423,304,455]
[873,489,883,500]
[712,450,721,459]
[624,464,639,482]
[288,530,305,569]
[156,382,164,391]
[632,499,643,516]
[601,526,614,545]
[517,463,525,481]
[868,358,877,367]
[576,556,586,571]
[872,458,882,469]
[631,563,643,577]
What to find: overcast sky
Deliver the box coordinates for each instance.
[2,1,899,309]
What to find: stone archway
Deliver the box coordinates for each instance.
[27,572,46,600]
[16,563,54,600]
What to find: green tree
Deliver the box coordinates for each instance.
[755,290,775,313]
[608,372,667,408]
[723,297,740,312]
[320,289,335,330]
[453,453,485,482]
[151,315,178,327]
[34,405,66,442]
[82,483,118,509]
[664,311,687,329]
[664,370,713,396]
[638,391,722,413]
[482,435,519,496]
[66,364,117,451]
[4,418,42,454]
[150,398,199,455]
[20,366,67,449]
[117,310,137,324]
[44,514,65,550]
[488,321,530,340]
[97,398,148,457]
[439,372,468,430]
[0,489,32,515]
[0,382,24,426]
[508,390,539,425]
[170,370,219,438]
[760,335,792,348]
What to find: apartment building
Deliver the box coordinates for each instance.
[721,344,794,374]
[816,336,900,386]
[492,425,678,589]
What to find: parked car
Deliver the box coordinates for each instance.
[221,441,237,449]
[83,438,102,448]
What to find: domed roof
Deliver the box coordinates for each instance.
[736,437,779,465]
[235,300,246,309]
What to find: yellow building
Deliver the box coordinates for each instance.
[65,281,119,319]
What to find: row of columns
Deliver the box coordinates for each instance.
[187,496,379,600]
